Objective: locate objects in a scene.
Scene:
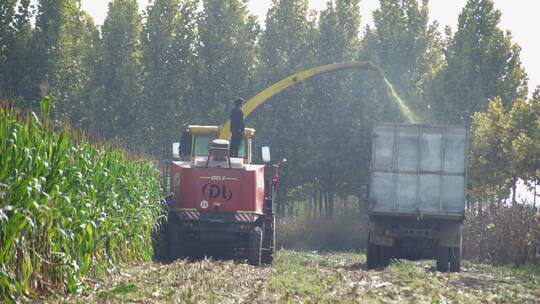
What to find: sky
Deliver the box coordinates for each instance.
[81,0,540,95]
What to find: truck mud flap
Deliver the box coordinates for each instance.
[374,235,394,247]
[438,222,463,248]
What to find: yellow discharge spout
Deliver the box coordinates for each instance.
[218,61,417,139]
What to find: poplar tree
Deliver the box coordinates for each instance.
[255,0,317,213]
[360,0,444,121]
[433,0,528,124]
[194,0,259,124]
[307,0,362,217]
[469,90,540,206]
[98,0,143,145]
[0,0,33,102]
[141,0,198,156]
[506,88,540,200]
[31,0,99,125]
[0,0,17,91]
[469,97,512,204]
[255,0,315,177]
[259,0,313,82]
[58,13,100,127]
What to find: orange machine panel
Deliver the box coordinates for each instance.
[170,163,265,214]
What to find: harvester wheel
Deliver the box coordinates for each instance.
[248,227,263,266]
[366,241,379,270]
[262,225,275,265]
[449,246,461,272]
[166,214,184,262]
[436,246,449,272]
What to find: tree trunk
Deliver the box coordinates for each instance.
[318,188,323,221]
[308,196,312,220]
[511,181,517,205]
[533,181,537,210]
[478,199,483,217]
[288,201,294,217]
[329,190,334,220]
[324,190,329,221]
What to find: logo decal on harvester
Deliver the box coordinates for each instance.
[200,176,238,181]
[202,183,232,201]
[200,200,209,209]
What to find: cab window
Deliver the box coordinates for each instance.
[179,131,193,160]
[193,134,246,158]
[193,134,215,156]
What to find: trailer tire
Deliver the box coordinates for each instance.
[436,246,449,272]
[449,246,461,272]
[366,241,379,269]
[166,215,184,262]
[248,227,263,266]
[379,246,392,268]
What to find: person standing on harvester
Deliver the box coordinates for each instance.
[229,98,245,157]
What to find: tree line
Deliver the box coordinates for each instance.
[1,0,538,216]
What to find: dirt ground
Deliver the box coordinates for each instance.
[46,250,540,303]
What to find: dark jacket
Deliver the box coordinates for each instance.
[230,106,245,134]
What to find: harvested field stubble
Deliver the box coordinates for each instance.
[48,250,540,303]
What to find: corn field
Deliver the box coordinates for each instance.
[0,98,164,302]
[464,203,540,265]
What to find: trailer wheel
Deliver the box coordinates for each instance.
[436,246,449,272]
[379,246,392,267]
[248,227,263,266]
[366,241,379,269]
[449,246,461,272]
[166,213,184,262]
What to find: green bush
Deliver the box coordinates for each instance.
[0,98,164,301]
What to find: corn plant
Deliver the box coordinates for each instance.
[0,98,164,302]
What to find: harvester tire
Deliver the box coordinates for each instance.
[366,241,379,270]
[262,226,275,265]
[449,246,461,272]
[248,227,263,266]
[436,246,449,272]
[166,214,184,262]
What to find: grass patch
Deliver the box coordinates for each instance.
[267,251,327,300]
[516,263,540,277]
[98,283,139,299]
[387,260,425,279]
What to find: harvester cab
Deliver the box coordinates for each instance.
[167,125,276,266]
[205,139,231,168]
[175,125,255,165]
